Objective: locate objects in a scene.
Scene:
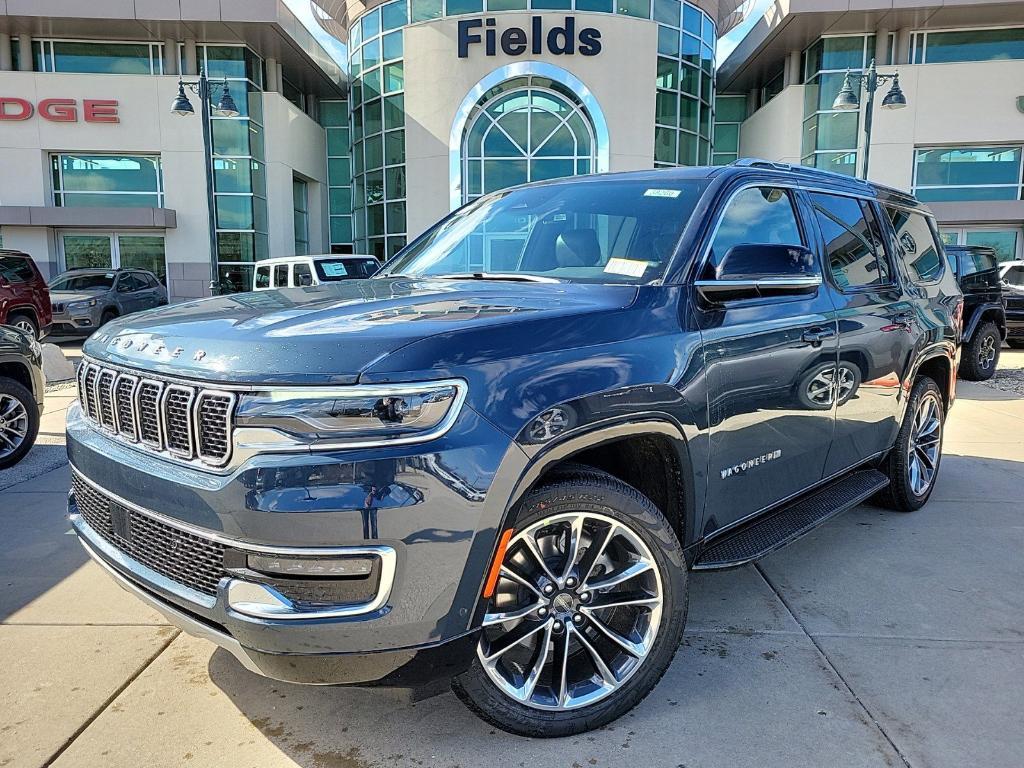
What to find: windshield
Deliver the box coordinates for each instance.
[314,258,380,281]
[50,273,115,291]
[380,179,705,284]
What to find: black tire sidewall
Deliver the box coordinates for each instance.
[884,377,944,512]
[100,310,118,326]
[961,322,1000,381]
[453,473,688,737]
[8,313,38,340]
[0,376,40,469]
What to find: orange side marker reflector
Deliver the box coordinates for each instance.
[483,528,515,599]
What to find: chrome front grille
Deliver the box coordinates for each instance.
[76,360,236,468]
[72,473,226,597]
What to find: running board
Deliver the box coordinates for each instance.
[692,469,889,570]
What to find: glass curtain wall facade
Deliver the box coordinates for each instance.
[348,1,408,260]
[800,34,876,176]
[653,0,716,167]
[320,100,356,252]
[711,94,745,165]
[190,45,271,293]
[51,154,163,208]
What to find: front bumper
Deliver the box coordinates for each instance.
[66,399,522,686]
[1006,312,1024,340]
[49,308,99,336]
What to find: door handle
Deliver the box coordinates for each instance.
[802,327,836,345]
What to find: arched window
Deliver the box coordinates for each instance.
[461,77,597,204]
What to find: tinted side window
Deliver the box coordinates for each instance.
[293,263,313,286]
[709,187,804,269]
[884,206,944,284]
[811,193,891,290]
[0,256,35,283]
[273,264,289,287]
[255,266,271,288]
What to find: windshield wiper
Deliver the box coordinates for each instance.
[432,272,562,283]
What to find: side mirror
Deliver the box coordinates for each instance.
[696,243,821,302]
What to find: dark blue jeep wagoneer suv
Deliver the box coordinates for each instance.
[68,161,961,736]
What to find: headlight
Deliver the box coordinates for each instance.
[234,380,467,448]
[68,298,97,313]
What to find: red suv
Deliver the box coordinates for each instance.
[0,250,51,340]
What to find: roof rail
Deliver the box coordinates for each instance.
[728,157,870,185]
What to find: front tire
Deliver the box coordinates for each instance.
[959,321,1000,381]
[7,313,38,341]
[874,376,944,512]
[453,470,687,737]
[0,377,39,469]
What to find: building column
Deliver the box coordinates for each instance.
[183,39,198,75]
[17,35,32,71]
[783,49,801,87]
[0,34,11,70]
[265,57,279,91]
[163,38,178,75]
[895,28,912,65]
[875,28,890,65]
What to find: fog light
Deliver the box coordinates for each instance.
[246,553,375,577]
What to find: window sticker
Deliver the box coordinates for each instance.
[604,258,649,277]
[320,263,349,277]
[643,188,681,198]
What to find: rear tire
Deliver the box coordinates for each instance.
[0,376,39,469]
[453,472,687,737]
[7,313,38,341]
[874,376,944,512]
[959,322,1000,381]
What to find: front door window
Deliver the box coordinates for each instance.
[59,232,166,284]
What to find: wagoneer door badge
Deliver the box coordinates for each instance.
[721,449,782,480]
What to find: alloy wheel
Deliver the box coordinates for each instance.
[805,368,835,406]
[0,393,30,460]
[908,392,942,496]
[978,334,997,371]
[12,318,35,339]
[478,512,663,711]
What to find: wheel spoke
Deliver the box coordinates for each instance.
[483,601,545,627]
[0,398,19,419]
[551,625,572,707]
[520,533,559,585]
[575,521,615,586]
[560,515,584,582]
[520,621,553,702]
[581,610,646,658]
[586,590,660,611]
[482,618,547,661]
[572,622,619,688]
[584,560,653,592]
[497,565,543,598]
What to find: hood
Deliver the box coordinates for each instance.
[83,278,639,384]
[52,290,106,303]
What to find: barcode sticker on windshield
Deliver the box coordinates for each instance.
[605,258,649,277]
[644,189,681,198]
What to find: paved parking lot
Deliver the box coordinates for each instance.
[2,349,1023,768]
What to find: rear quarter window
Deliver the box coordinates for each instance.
[0,255,36,283]
[885,206,945,284]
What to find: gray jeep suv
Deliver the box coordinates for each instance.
[49,268,167,336]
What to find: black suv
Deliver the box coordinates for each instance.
[67,162,961,737]
[945,244,1005,380]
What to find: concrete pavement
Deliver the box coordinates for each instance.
[1,351,1022,768]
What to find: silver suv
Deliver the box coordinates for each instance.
[49,268,167,336]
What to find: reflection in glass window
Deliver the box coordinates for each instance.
[812,193,891,289]
[913,147,1023,202]
[913,28,1024,64]
[885,207,943,283]
[462,80,596,203]
[32,40,162,74]
[51,154,162,207]
[709,187,803,269]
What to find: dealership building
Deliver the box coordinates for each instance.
[0,1,348,301]
[715,0,1024,262]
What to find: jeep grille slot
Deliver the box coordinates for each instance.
[76,360,236,468]
[162,385,195,458]
[72,473,226,597]
[196,393,235,464]
[97,369,117,431]
[138,381,163,447]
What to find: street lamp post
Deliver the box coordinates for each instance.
[832,58,908,180]
[170,71,239,296]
